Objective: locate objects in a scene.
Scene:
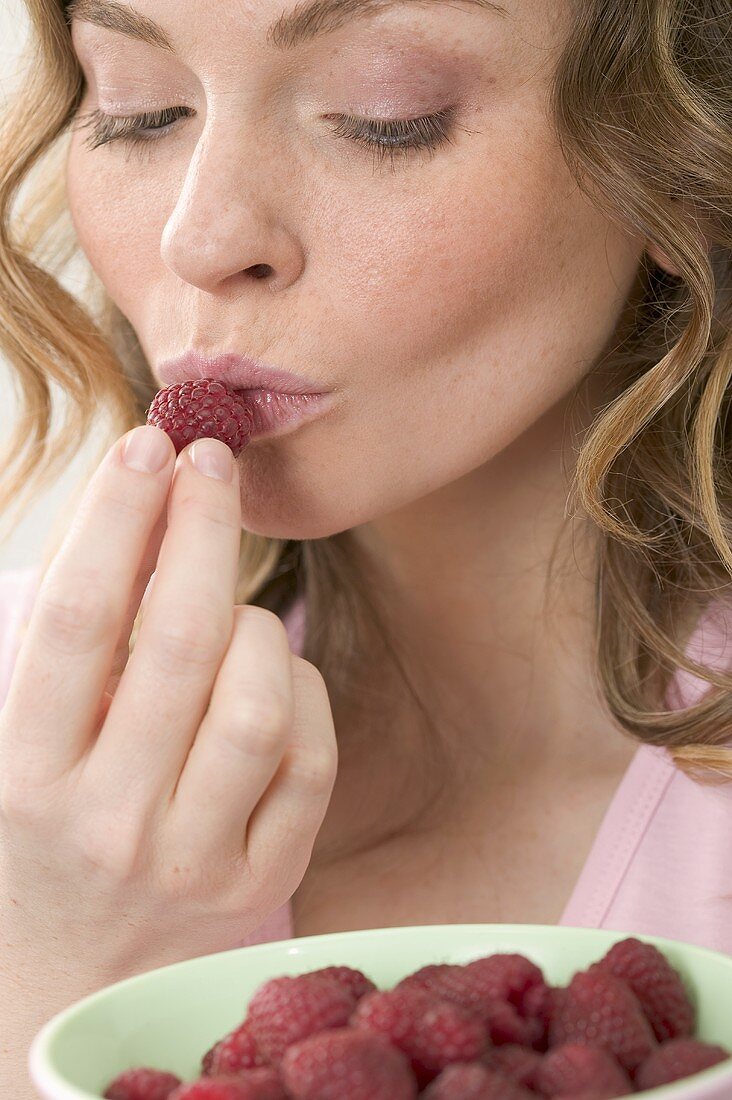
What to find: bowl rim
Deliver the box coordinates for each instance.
[28,922,732,1100]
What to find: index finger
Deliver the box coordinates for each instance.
[0,426,175,790]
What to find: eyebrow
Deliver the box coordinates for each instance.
[64,0,509,53]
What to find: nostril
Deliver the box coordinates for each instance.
[248,263,273,279]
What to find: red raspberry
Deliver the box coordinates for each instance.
[280,1026,418,1099]
[203,1020,268,1076]
[351,985,488,1087]
[398,956,547,1049]
[309,964,377,1002]
[103,1067,182,1099]
[244,973,355,1065]
[420,1062,535,1099]
[593,936,695,1042]
[463,954,550,1014]
[146,379,254,457]
[480,1043,543,1087]
[479,998,544,1047]
[396,964,457,1004]
[548,985,569,1018]
[171,1070,287,1099]
[635,1037,731,1090]
[522,981,556,1051]
[549,969,657,1074]
[531,1041,633,1096]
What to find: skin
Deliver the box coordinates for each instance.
[66,0,692,897]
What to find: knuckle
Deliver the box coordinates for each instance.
[36,577,116,653]
[237,604,288,634]
[175,492,238,533]
[286,746,338,796]
[149,610,229,670]
[101,483,152,523]
[226,696,290,758]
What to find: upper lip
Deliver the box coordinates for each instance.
[157,350,330,395]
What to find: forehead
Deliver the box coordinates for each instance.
[66,0,513,51]
[67,0,575,92]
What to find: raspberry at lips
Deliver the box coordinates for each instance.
[145,379,255,458]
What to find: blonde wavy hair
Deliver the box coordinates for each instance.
[1,0,731,857]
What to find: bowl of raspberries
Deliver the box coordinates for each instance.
[28,923,732,1100]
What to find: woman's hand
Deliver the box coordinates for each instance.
[0,426,337,982]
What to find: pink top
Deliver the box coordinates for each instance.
[1,564,731,955]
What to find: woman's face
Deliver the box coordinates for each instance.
[66,0,647,539]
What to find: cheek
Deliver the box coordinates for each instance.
[313,180,505,370]
[321,145,634,390]
[66,139,162,319]
[296,136,642,525]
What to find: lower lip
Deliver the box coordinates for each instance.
[234,389,335,439]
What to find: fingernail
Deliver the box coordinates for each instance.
[189,438,233,481]
[121,426,171,474]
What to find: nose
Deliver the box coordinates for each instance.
[159,119,305,293]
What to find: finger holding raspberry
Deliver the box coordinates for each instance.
[98,379,254,718]
[0,390,338,1000]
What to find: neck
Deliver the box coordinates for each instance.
[311,371,640,867]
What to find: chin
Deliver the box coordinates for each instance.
[240,500,356,542]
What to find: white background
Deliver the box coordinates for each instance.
[1,0,104,573]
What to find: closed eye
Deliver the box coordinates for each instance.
[71,103,463,171]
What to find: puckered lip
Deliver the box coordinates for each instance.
[157,349,330,395]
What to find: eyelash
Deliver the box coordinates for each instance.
[72,104,460,171]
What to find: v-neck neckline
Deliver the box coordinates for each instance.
[557,742,676,927]
[263,741,677,941]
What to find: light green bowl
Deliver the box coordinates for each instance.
[29,924,732,1099]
